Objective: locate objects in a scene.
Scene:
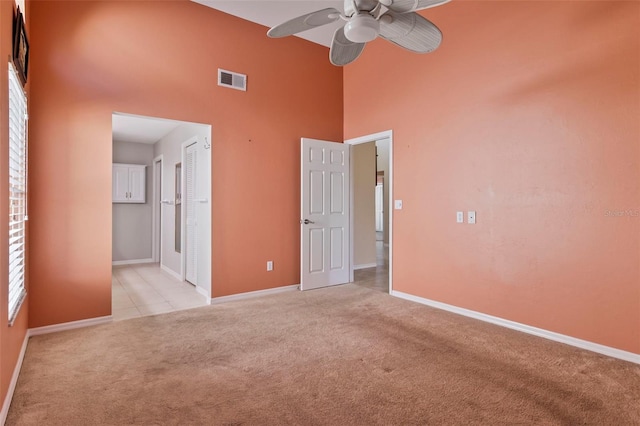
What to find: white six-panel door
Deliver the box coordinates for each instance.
[300,138,350,290]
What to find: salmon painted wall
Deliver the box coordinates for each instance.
[0,0,29,408]
[344,1,640,353]
[28,1,343,327]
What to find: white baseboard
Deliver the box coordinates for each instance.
[354,263,377,270]
[0,332,29,425]
[195,285,210,302]
[392,290,640,365]
[160,264,182,281]
[112,258,154,266]
[29,316,112,337]
[210,284,299,304]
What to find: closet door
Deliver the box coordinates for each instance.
[184,143,198,285]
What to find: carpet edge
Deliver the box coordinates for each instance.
[392,290,640,365]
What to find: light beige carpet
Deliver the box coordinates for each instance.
[7,284,640,425]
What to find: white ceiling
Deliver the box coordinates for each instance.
[192,1,344,47]
[112,113,182,145]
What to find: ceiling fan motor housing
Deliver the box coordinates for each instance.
[267,0,449,66]
[344,13,380,43]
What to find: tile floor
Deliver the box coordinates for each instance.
[113,242,389,322]
[112,263,208,321]
[354,241,389,293]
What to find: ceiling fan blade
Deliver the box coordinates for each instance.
[330,26,366,66]
[379,11,442,53]
[267,8,341,38]
[386,0,451,13]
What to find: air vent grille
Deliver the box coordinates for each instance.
[218,69,247,91]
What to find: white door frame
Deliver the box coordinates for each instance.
[345,130,393,293]
[152,155,163,263]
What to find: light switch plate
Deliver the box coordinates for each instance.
[394,200,403,210]
[456,211,464,223]
[468,211,476,224]
[267,261,273,271]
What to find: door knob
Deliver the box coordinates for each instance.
[301,219,314,224]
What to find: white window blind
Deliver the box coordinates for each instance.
[8,62,27,325]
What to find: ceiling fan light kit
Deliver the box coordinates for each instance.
[267,0,450,66]
[344,13,380,43]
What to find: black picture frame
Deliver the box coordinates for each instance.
[12,7,29,86]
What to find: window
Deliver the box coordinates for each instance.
[15,1,25,17]
[8,62,27,325]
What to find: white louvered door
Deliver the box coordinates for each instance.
[184,143,197,285]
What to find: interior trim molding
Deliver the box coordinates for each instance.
[195,285,210,303]
[353,263,377,270]
[0,332,29,425]
[210,284,299,304]
[392,290,640,365]
[160,264,182,281]
[29,316,113,337]
[112,258,154,266]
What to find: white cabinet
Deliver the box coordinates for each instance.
[113,164,146,203]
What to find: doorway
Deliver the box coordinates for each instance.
[298,132,393,293]
[346,131,393,294]
[111,112,212,320]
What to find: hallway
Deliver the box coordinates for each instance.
[353,241,389,293]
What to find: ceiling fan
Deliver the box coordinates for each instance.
[267,0,450,66]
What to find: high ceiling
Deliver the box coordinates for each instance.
[191,1,344,47]
[114,2,344,144]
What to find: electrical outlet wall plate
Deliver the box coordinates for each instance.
[468,211,476,224]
